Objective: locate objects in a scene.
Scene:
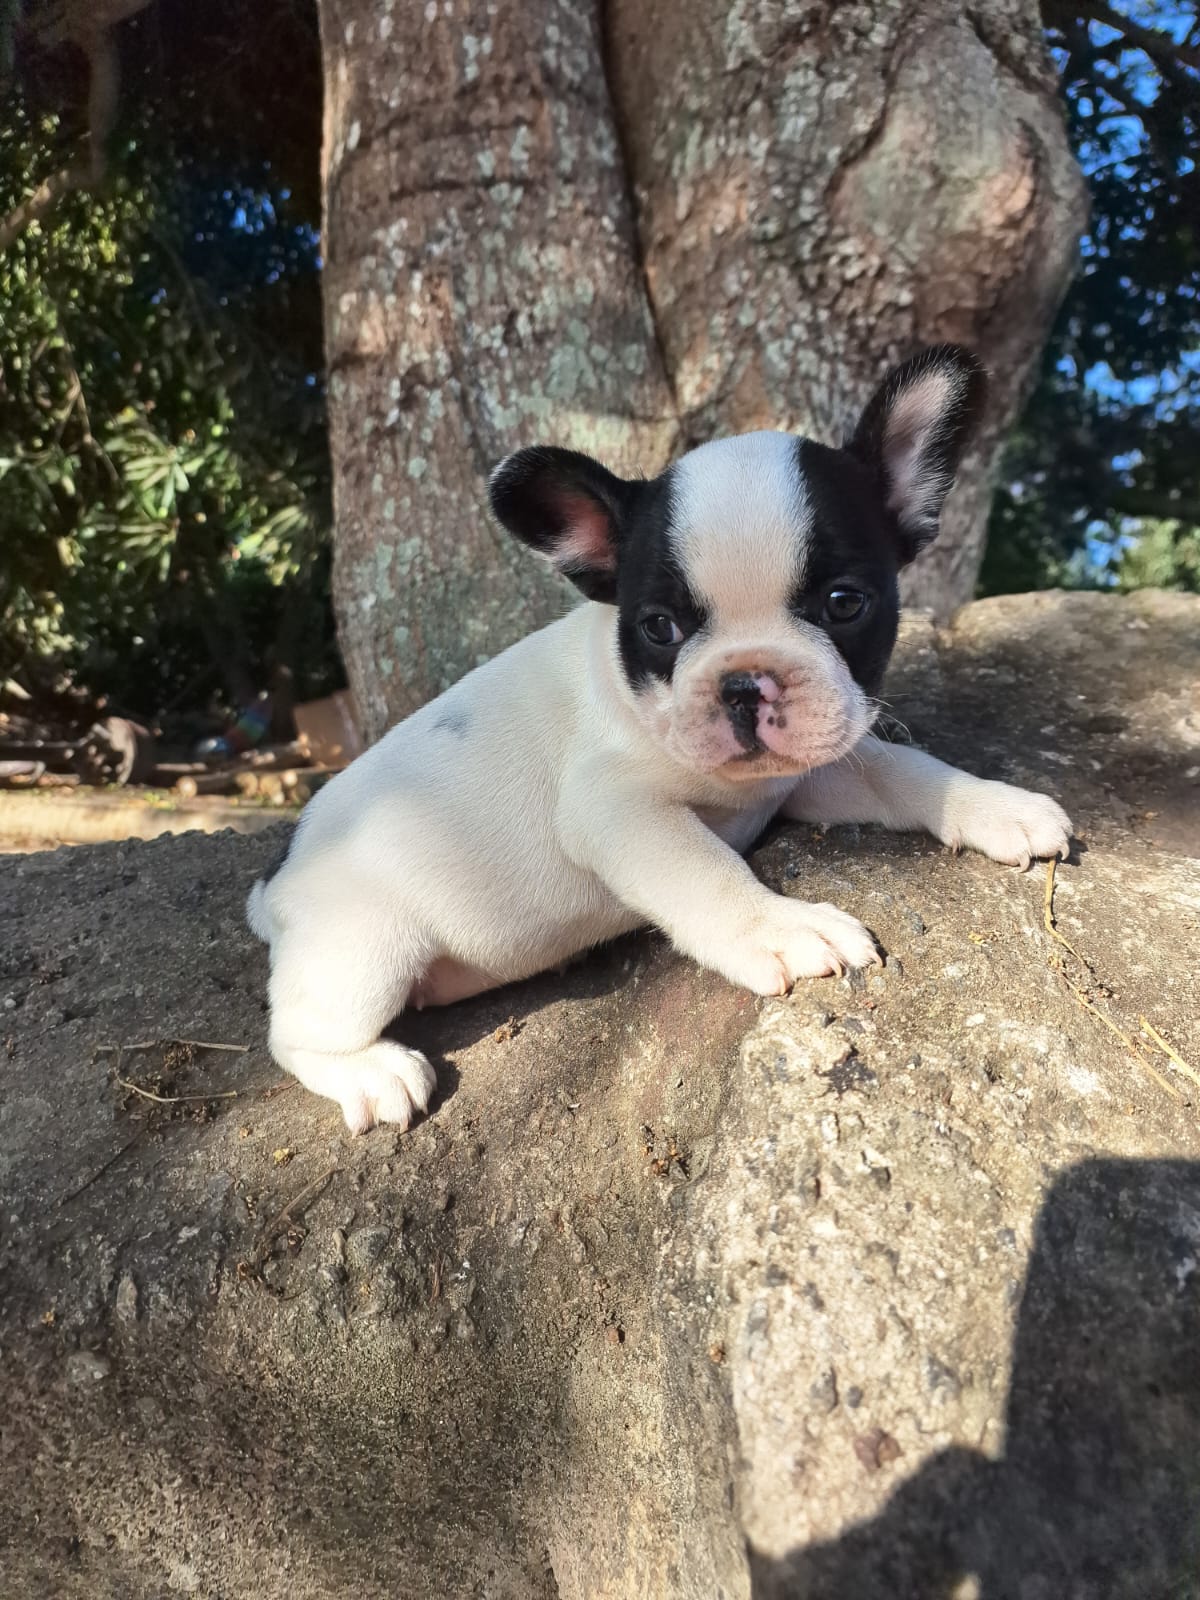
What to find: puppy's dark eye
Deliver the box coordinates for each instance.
[823,588,868,624]
[639,614,685,647]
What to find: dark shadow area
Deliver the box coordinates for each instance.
[883,598,1200,859]
[392,927,665,1066]
[750,1158,1200,1599]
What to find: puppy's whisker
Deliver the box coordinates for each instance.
[867,696,913,745]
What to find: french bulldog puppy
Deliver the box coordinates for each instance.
[249,345,1071,1134]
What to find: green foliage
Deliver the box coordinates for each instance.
[1114,519,1200,588]
[983,0,1200,597]
[0,95,334,715]
[5,0,1191,721]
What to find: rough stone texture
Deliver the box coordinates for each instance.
[320,0,678,739]
[605,0,1090,618]
[2,590,1198,1599]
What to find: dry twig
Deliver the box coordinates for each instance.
[258,1078,297,1101]
[240,1165,339,1279]
[96,1038,249,1055]
[1042,855,1084,963]
[117,1076,238,1106]
[57,1130,145,1207]
[1043,859,1190,1106]
[1139,1017,1200,1095]
[1062,983,1183,1101]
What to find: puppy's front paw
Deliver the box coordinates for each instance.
[720,899,881,995]
[941,779,1072,869]
[335,1042,437,1136]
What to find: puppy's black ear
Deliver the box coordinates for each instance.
[847,345,987,564]
[488,446,631,603]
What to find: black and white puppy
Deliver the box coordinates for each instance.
[249,346,1071,1134]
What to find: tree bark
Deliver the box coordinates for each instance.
[604,0,1089,617]
[319,0,677,740]
[320,0,1087,735]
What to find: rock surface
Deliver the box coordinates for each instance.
[1,590,1199,1599]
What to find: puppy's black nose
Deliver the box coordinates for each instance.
[719,672,762,714]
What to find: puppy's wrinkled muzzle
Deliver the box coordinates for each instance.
[673,640,870,777]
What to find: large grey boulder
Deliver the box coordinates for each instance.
[2,590,1198,1599]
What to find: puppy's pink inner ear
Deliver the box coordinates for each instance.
[555,493,616,572]
[881,369,960,520]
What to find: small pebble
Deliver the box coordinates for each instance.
[346,1227,390,1270]
[809,1368,838,1412]
[66,1351,111,1385]
[115,1273,138,1324]
[853,1426,902,1472]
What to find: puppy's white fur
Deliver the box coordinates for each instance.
[670,432,811,617]
[250,409,1071,1134]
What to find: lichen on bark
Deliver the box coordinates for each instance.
[320,0,677,738]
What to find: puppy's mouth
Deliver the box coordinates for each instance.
[725,702,764,755]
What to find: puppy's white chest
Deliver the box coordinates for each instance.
[695,796,787,855]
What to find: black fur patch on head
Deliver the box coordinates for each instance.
[488,446,633,602]
[490,446,709,688]
[790,438,902,698]
[613,468,710,689]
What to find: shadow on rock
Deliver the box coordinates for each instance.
[750,1158,1200,1599]
[392,928,663,1062]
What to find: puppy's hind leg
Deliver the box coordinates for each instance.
[267,913,438,1136]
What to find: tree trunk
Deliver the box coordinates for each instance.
[604,0,1089,616]
[320,0,1087,736]
[319,0,677,741]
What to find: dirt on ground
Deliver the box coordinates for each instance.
[1,590,1198,1599]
